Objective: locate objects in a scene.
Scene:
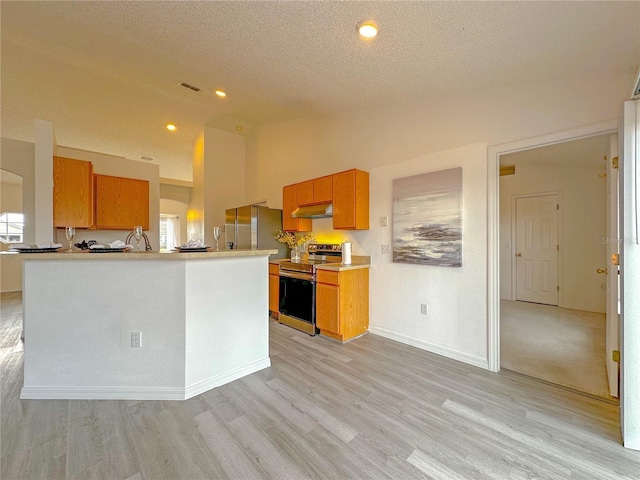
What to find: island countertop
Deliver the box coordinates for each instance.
[16,249,278,260]
[20,248,275,400]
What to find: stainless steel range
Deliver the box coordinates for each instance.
[278,243,342,335]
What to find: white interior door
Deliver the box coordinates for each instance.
[515,195,559,305]
[606,134,620,397]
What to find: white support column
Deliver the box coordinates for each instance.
[33,119,54,243]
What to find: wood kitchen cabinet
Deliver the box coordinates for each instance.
[296,175,333,206]
[316,267,369,342]
[312,175,333,203]
[94,174,149,230]
[269,263,280,315]
[332,169,369,230]
[296,180,314,206]
[282,169,367,231]
[283,184,312,232]
[53,156,94,228]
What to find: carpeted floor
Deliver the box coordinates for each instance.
[500,299,616,401]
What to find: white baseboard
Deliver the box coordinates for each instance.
[20,357,272,401]
[368,326,489,370]
[20,386,186,400]
[184,357,271,399]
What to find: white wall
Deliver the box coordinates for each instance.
[190,126,246,246]
[203,127,246,240]
[54,145,160,249]
[246,72,633,211]
[500,163,607,312]
[34,119,54,243]
[190,131,205,242]
[244,71,633,368]
[1,138,36,245]
[0,181,23,292]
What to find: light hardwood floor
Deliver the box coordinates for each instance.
[2,292,639,479]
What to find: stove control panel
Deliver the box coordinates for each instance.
[308,243,342,255]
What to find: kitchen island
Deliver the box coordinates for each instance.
[20,249,277,400]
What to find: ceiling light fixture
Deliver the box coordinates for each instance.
[166,123,177,131]
[357,20,378,38]
[215,90,227,97]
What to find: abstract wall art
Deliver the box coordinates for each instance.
[392,167,462,267]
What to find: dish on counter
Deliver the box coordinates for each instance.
[10,246,61,253]
[89,247,127,253]
[173,247,209,252]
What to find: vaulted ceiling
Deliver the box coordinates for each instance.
[2,1,638,181]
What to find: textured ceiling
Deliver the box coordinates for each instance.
[1,1,638,180]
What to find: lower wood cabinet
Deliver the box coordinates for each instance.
[269,263,280,315]
[316,267,369,342]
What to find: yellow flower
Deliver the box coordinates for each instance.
[274,230,313,248]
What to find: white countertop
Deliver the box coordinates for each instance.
[14,249,278,260]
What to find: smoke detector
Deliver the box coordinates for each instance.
[138,154,155,162]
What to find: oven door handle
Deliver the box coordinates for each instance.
[279,270,315,281]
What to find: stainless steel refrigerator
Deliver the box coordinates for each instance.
[224,205,287,258]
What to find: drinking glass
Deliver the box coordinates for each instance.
[133,226,143,252]
[213,226,221,251]
[65,227,75,253]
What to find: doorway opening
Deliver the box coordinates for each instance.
[497,133,618,401]
[0,169,24,293]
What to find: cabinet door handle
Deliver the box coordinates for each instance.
[516,253,522,257]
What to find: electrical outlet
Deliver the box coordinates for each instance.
[420,304,428,315]
[381,216,388,227]
[381,244,391,254]
[131,331,142,347]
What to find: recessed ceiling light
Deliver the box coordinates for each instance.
[357,21,378,38]
[215,90,227,97]
[235,125,244,132]
[166,123,177,131]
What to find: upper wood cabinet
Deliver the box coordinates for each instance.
[283,184,312,232]
[282,169,368,230]
[53,156,94,228]
[332,169,369,230]
[296,175,333,206]
[296,180,314,206]
[94,174,149,230]
[313,175,333,204]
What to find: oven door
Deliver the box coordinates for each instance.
[278,273,317,335]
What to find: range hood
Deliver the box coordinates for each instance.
[291,203,333,219]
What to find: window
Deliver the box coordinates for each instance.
[0,212,24,244]
[159,215,179,251]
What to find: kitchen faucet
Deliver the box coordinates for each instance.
[125,231,152,251]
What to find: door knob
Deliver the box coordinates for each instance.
[516,253,522,257]
[597,268,608,275]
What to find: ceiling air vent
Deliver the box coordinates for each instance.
[179,81,200,92]
[138,154,155,162]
